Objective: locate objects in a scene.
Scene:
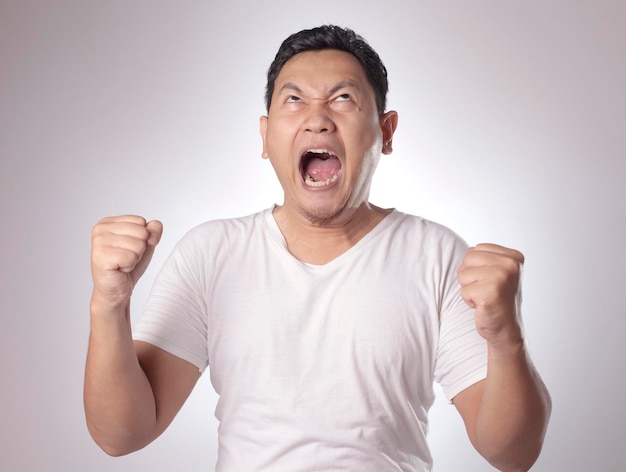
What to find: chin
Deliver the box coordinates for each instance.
[298,203,347,226]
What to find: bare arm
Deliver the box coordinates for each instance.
[454,244,551,471]
[84,216,200,456]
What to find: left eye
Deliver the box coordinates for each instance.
[335,94,351,101]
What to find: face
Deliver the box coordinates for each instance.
[260,49,398,226]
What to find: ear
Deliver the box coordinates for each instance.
[259,115,269,159]
[380,110,399,155]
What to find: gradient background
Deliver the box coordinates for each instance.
[1,1,625,471]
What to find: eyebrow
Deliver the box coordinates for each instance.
[278,80,362,97]
[279,82,305,96]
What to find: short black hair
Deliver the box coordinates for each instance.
[265,25,389,115]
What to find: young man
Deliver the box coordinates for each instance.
[85,25,551,471]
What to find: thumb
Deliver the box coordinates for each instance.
[146,219,163,247]
[131,220,163,285]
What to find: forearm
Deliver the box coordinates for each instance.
[84,297,157,456]
[475,340,552,471]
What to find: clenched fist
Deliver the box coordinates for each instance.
[457,243,525,348]
[91,215,163,310]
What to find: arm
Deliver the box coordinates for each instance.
[454,244,551,471]
[84,216,200,456]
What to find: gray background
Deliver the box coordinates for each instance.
[1,1,625,470]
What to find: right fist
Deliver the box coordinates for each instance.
[91,215,163,308]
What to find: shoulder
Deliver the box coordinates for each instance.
[165,208,273,264]
[176,208,271,245]
[187,208,270,236]
[387,210,468,250]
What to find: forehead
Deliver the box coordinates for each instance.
[274,49,371,94]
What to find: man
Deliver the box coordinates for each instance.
[85,25,551,471]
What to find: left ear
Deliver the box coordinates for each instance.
[380,110,398,155]
[259,115,269,159]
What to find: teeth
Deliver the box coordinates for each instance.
[301,148,339,187]
[306,148,336,157]
[304,173,339,187]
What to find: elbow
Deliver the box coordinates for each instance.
[86,421,150,457]
[480,418,551,472]
[486,388,553,471]
[99,444,133,458]
[483,441,544,472]
[91,434,147,458]
[96,436,140,458]
[479,413,551,471]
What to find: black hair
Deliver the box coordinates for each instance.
[265,25,389,115]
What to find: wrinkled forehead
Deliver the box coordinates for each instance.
[274,49,372,96]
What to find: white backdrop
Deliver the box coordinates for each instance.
[1,1,625,470]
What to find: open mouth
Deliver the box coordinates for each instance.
[300,149,341,188]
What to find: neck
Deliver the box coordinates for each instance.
[272,202,391,265]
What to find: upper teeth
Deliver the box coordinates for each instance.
[307,149,335,156]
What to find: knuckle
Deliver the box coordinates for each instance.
[127,215,147,226]
[91,221,107,238]
[111,248,139,271]
[504,257,522,276]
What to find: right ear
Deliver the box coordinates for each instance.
[259,115,269,159]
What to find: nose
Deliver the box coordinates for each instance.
[303,103,336,133]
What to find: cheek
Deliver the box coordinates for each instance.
[267,157,292,187]
[267,116,298,139]
[346,121,383,155]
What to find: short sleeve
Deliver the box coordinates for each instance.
[133,228,209,372]
[433,234,488,401]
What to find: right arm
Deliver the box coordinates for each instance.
[84,216,200,456]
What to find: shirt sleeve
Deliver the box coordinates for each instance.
[133,227,210,372]
[433,232,488,402]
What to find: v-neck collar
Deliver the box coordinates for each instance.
[263,206,399,270]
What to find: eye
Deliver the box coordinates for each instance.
[330,93,357,111]
[286,95,302,103]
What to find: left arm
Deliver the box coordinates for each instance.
[454,244,551,471]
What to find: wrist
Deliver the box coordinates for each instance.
[486,327,526,358]
[487,340,527,366]
[90,291,131,325]
[90,285,130,310]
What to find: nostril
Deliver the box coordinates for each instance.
[305,126,329,133]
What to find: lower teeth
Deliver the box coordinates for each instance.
[305,173,338,187]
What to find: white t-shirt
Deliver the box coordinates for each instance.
[134,208,487,471]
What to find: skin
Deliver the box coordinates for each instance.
[260,50,398,264]
[85,49,551,469]
[85,216,200,455]
[455,244,552,471]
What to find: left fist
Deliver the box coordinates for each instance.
[457,243,525,346]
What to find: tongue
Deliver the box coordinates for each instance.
[306,157,341,181]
